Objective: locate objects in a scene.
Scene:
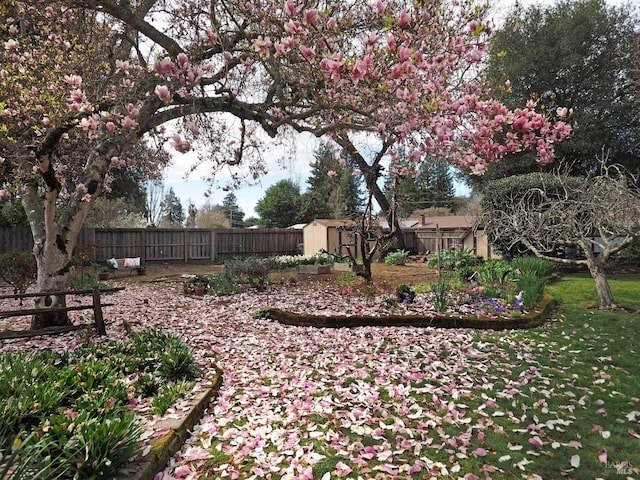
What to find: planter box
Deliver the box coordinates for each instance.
[332,263,365,273]
[298,265,331,275]
[332,263,354,272]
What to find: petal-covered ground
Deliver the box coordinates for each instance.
[2,281,638,479]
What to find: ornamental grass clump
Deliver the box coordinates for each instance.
[429,281,450,313]
[510,256,559,278]
[516,273,547,309]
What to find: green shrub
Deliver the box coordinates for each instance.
[427,248,481,270]
[385,250,409,265]
[208,271,239,295]
[224,256,278,290]
[606,237,640,267]
[0,250,36,296]
[481,173,584,258]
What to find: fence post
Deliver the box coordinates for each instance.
[92,287,106,336]
[184,229,189,263]
[210,229,217,262]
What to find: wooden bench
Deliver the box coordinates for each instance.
[106,257,143,277]
[0,287,124,339]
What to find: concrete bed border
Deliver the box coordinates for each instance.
[122,367,224,480]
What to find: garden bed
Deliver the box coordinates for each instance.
[260,294,556,330]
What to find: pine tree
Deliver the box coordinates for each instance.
[385,157,456,217]
[160,188,185,226]
[306,143,363,219]
[221,193,245,227]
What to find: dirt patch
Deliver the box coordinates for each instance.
[115,259,441,287]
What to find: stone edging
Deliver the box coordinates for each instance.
[121,367,224,480]
[262,294,556,330]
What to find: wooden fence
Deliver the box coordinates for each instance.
[0,228,303,263]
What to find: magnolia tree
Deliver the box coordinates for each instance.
[1,0,570,328]
[248,0,572,263]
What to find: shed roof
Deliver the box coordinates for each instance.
[305,219,355,228]
[412,215,478,230]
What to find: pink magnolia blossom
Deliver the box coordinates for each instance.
[334,461,352,476]
[398,10,411,29]
[4,39,19,50]
[304,9,319,24]
[177,52,189,68]
[121,116,138,129]
[186,122,200,136]
[254,36,272,56]
[115,59,130,72]
[0,189,9,200]
[154,58,174,75]
[171,135,191,153]
[206,29,218,44]
[352,55,372,83]
[155,85,171,103]
[299,45,314,59]
[63,74,82,87]
[284,0,298,17]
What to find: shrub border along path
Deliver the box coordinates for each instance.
[122,294,555,479]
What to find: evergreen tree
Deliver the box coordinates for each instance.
[385,157,456,217]
[255,180,303,228]
[306,143,363,219]
[469,0,640,190]
[160,188,185,226]
[221,193,245,227]
[185,201,198,227]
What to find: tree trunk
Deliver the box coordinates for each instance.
[27,224,77,329]
[336,135,407,251]
[30,294,71,329]
[584,253,617,310]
